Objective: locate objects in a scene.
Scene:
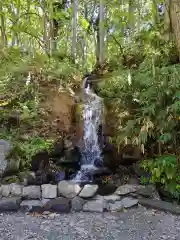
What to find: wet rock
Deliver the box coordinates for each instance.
[20,200,43,212]
[136,185,160,200]
[22,186,41,199]
[31,150,49,172]
[103,194,121,203]
[64,146,81,164]
[0,140,12,176]
[26,171,56,185]
[121,144,141,165]
[50,138,64,158]
[79,184,98,198]
[1,185,11,197]
[121,197,138,208]
[83,199,109,213]
[71,196,85,212]
[127,176,139,185]
[109,202,123,212]
[44,197,71,213]
[58,180,81,199]
[97,183,117,196]
[0,197,21,212]
[103,142,122,171]
[10,183,22,196]
[19,171,35,186]
[41,184,57,199]
[115,184,138,196]
[133,161,147,177]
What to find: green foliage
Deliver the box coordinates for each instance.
[0,130,54,171]
[100,54,180,149]
[141,155,180,198]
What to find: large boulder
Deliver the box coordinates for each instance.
[0,197,21,212]
[79,184,98,198]
[58,180,81,199]
[10,183,22,197]
[20,200,43,212]
[71,196,85,212]
[41,184,57,199]
[22,186,41,199]
[83,199,109,213]
[0,140,12,176]
[115,184,138,196]
[121,197,138,208]
[1,185,11,197]
[44,197,71,213]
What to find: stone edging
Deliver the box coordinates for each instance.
[0,182,180,215]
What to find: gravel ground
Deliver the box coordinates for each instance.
[0,207,179,240]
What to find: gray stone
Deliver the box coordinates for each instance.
[83,200,109,213]
[44,197,71,213]
[0,140,12,176]
[91,194,104,201]
[115,184,138,195]
[58,180,81,199]
[41,184,57,199]
[1,185,11,197]
[79,184,98,198]
[103,194,121,203]
[121,197,138,208]
[10,183,22,196]
[139,198,180,215]
[22,186,41,199]
[0,197,21,212]
[136,185,160,200]
[20,200,43,212]
[20,171,35,186]
[41,198,49,205]
[71,196,85,212]
[109,202,123,212]
[133,161,146,177]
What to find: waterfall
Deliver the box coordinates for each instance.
[73,77,104,182]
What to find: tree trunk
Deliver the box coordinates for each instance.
[170,0,180,60]
[41,0,49,54]
[72,0,78,63]
[99,0,104,65]
[0,5,7,46]
[163,0,172,41]
[52,0,66,51]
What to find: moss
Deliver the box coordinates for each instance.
[1,175,20,184]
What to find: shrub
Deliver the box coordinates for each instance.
[141,155,180,199]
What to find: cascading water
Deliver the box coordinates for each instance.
[73,78,104,182]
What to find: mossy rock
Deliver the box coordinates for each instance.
[1,175,20,184]
[18,171,34,182]
[4,158,21,176]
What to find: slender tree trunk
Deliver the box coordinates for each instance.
[72,0,78,63]
[51,0,66,52]
[95,15,100,65]
[41,0,49,54]
[99,0,104,65]
[0,5,7,46]
[169,0,180,60]
[11,1,20,47]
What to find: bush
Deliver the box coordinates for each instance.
[141,155,180,199]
